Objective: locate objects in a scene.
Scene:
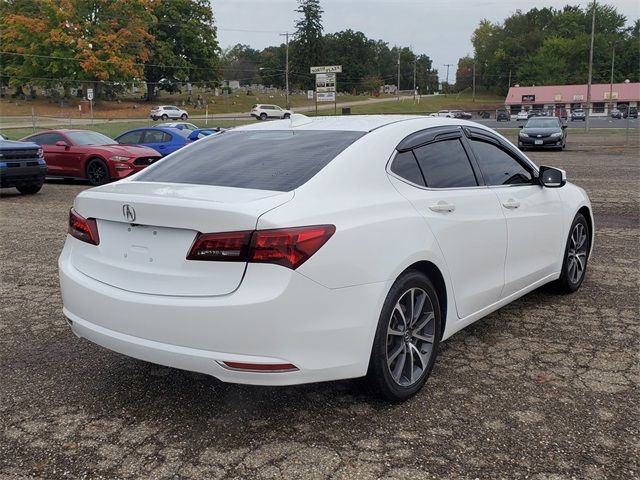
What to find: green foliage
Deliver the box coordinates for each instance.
[291,0,324,89]
[467,4,637,93]
[220,44,261,85]
[144,0,219,100]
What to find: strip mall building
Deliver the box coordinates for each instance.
[504,82,640,116]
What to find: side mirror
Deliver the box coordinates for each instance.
[538,166,566,188]
[55,140,69,148]
[561,125,567,129]
[518,125,523,129]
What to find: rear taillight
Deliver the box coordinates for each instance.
[187,225,335,269]
[68,208,100,245]
[187,231,252,261]
[250,225,335,269]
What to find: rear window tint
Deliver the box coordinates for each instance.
[135,130,365,191]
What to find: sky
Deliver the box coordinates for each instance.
[212,0,639,81]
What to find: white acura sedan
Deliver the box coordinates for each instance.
[59,115,593,402]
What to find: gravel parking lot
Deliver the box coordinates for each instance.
[1,132,638,479]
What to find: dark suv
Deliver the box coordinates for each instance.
[496,110,510,122]
[0,137,47,194]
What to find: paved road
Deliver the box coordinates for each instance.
[0,134,638,479]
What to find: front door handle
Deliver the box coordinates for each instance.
[429,201,456,213]
[502,199,521,209]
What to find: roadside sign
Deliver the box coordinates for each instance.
[307,90,314,100]
[315,73,336,93]
[310,65,342,74]
[317,92,336,102]
[87,88,94,101]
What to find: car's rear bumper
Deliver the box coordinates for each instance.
[59,239,388,385]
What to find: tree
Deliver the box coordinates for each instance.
[455,56,474,91]
[259,44,287,88]
[219,44,261,86]
[291,0,324,89]
[143,0,219,101]
[1,0,154,99]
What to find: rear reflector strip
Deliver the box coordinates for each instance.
[221,361,298,372]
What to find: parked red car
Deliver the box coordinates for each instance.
[21,129,161,185]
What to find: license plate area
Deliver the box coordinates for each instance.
[535,139,543,145]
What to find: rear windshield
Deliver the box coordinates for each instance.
[135,130,365,191]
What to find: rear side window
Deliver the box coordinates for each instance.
[136,130,365,191]
[390,151,425,186]
[117,131,143,144]
[413,139,478,188]
[469,140,532,185]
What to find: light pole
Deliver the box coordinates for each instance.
[279,32,290,109]
[444,64,454,95]
[586,0,596,132]
[608,43,616,114]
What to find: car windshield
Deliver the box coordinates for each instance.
[525,118,560,128]
[66,131,115,145]
[135,130,365,191]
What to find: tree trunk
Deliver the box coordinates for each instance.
[146,81,156,102]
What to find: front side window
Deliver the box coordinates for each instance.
[413,139,478,188]
[136,130,365,192]
[29,133,65,145]
[470,140,532,186]
[143,130,170,143]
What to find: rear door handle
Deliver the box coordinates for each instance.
[429,201,456,213]
[502,199,521,209]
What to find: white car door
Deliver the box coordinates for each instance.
[388,128,507,319]
[465,130,564,297]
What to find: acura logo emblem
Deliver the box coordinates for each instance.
[123,204,136,222]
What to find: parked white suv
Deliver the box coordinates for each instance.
[150,105,189,121]
[251,104,293,120]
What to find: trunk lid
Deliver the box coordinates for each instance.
[71,181,294,296]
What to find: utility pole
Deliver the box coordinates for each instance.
[397,48,401,100]
[280,32,290,109]
[444,63,454,95]
[609,44,616,114]
[586,0,596,132]
[413,58,417,101]
[472,60,476,102]
[508,69,512,88]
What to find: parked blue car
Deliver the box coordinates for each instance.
[187,128,225,142]
[114,127,190,156]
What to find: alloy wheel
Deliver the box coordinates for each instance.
[386,288,436,387]
[87,160,108,185]
[567,223,588,284]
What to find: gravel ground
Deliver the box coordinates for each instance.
[1,133,638,479]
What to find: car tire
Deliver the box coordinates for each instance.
[259,113,267,121]
[552,213,590,294]
[181,114,188,120]
[85,158,110,186]
[366,270,441,403]
[284,113,291,119]
[17,183,43,195]
[161,114,168,120]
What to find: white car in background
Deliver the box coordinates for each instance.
[150,105,189,121]
[59,115,593,402]
[516,110,529,121]
[251,104,293,120]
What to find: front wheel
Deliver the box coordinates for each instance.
[552,213,590,293]
[17,183,43,195]
[366,270,441,402]
[85,158,110,186]
[181,114,188,120]
[283,113,291,119]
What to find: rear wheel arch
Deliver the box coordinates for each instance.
[401,261,447,339]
